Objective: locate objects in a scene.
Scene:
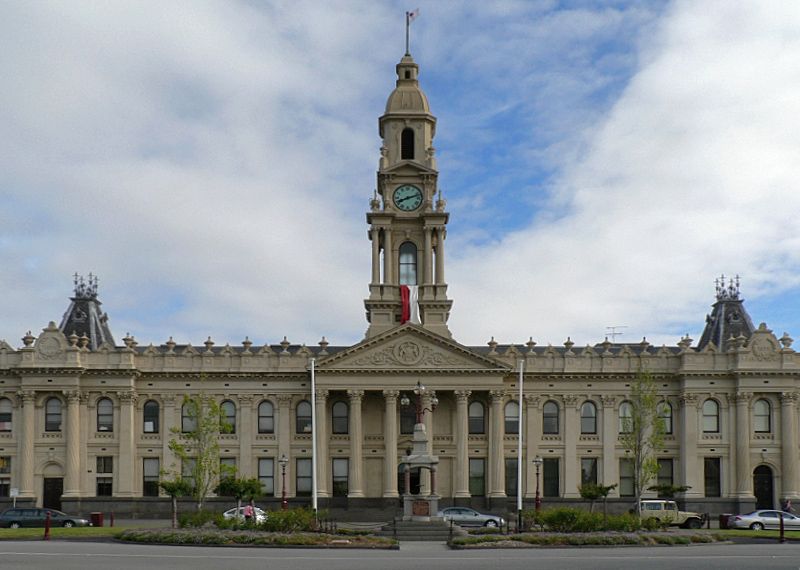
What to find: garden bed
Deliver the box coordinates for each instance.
[117,528,397,548]
[451,531,726,548]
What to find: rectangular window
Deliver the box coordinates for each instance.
[505,458,518,496]
[581,458,598,486]
[220,457,236,478]
[96,456,113,474]
[469,458,485,496]
[0,409,10,432]
[182,458,196,490]
[0,456,10,496]
[704,457,721,497]
[332,458,349,497]
[657,459,674,488]
[400,408,415,435]
[619,458,634,497]
[0,478,8,497]
[96,477,113,496]
[296,458,312,497]
[0,456,10,474]
[143,458,160,497]
[543,458,559,497]
[258,458,274,496]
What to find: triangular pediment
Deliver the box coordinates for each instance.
[381,161,437,176]
[317,324,509,373]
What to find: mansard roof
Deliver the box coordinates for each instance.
[58,274,115,351]
[697,275,756,352]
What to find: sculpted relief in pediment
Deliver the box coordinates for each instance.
[350,339,467,368]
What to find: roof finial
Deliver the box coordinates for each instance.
[405,9,419,56]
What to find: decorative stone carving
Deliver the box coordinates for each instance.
[315,389,329,401]
[348,390,365,402]
[679,393,698,407]
[350,341,468,368]
[117,391,138,404]
[382,390,400,402]
[562,394,579,407]
[276,394,293,407]
[729,392,753,405]
[749,337,779,361]
[523,394,540,407]
[779,392,799,405]
[600,395,617,408]
[37,336,63,360]
[454,390,471,403]
[489,389,505,403]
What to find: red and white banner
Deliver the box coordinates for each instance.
[400,285,420,325]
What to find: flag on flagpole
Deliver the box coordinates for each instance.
[407,9,419,22]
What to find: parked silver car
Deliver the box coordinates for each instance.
[729,510,800,530]
[437,507,505,527]
[222,506,268,524]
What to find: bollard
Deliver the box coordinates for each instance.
[110,511,114,527]
[43,510,51,541]
[780,512,786,543]
[448,518,453,544]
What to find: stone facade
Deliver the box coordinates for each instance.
[0,54,798,519]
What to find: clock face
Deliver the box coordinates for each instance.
[393,185,423,211]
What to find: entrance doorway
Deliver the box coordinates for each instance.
[43,478,63,511]
[753,465,774,510]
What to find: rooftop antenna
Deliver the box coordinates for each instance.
[606,325,627,343]
[405,9,419,56]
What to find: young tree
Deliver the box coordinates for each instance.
[168,394,227,511]
[217,476,262,522]
[578,483,617,514]
[619,369,665,515]
[647,484,691,499]
[159,477,193,528]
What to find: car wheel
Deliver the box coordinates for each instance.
[484,520,498,528]
[62,521,74,528]
[687,518,702,529]
[750,522,764,531]
[9,522,20,529]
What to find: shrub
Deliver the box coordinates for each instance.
[178,510,222,528]
[259,508,318,532]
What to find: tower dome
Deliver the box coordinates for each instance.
[383,55,431,116]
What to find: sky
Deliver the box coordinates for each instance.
[2,0,800,350]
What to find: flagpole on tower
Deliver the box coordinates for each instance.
[405,9,419,56]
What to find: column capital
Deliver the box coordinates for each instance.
[382,389,400,402]
[730,392,753,405]
[780,392,799,405]
[276,394,293,407]
[679,393,698,408]
[454,390,471,402]
[489,389,505,403]
[600,395,617,408]
[562,394,579,407]
[162,394,177,407]
[315,389,330,401]
[237,394,254,406]
[523,393,540,407]
[16,390,36,404]
[347,389,365,402]
[116,390,138,404]
[65,390,82,404]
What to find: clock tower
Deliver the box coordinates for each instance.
[364,53,452,338]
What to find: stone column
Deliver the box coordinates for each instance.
[562,395,579,498]
[116,391,137,496]
[383,390,400,498]
[601,395,618,497]
[315,389,329,497]
[384,229,394,284]
[17,391,35,497]
[524,395,540,498]
[277,394,293,498]
[371,228,380,284]
[734,392,753,497]
[488,390,506,497]
[780,392,799,498]
[454,390,471,498]
[420,391,435,495]
[238,395,253,477]
[347,390,365,498]
[63,391,82,497]
[162,395,177,476]
[679,394,701,498]
[435,228,445,284]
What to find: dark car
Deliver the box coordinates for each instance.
[0,508,90,528]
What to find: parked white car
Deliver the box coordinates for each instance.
[222,506,268,524]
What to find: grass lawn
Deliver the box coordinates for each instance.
[715,529,800,540]
[0,527,124,540]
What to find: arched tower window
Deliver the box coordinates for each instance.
[468,401,485,434]
[143,400,159,433]
[399,242,418,285]
[658,401,673,435]
[0,398,12,432]
[401,128,414,160]
[258,401,274,434]
[45,398,62,432]
[619,401,633,434]
[754,399,771,433]
[580,401,597,434]
[702,399,720,433]
[220,400,236,434]
[332,401,349,434]
[543,401,559,435]
[504,401,520,434]
[296,401,312,434]
[97,398,113,432]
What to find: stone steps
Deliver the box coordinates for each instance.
[377,519,467,542]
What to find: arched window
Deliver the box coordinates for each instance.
[401,128,414,160]
[97,398,113,432]
[296,400,312,434]
[754,399,771,433]
[468,401,485,434]
[619,401,633,434]
[0,398,11,432]
[332,401,349,434]
[543,400,559,435]
[220,400,236,434]
[45,398,62,432]
[258,401,274,434]
[580,401,597,434]
[658,401,673,435]
[504,401,520,434]
[399,242,418,285]
[143,400,159,433]
[702,399,719,433]
[181,402,197,433]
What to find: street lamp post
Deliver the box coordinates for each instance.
[279,454,289,511]
[532,455,543,512]
[400,381,438,424]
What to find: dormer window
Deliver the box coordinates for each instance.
[401,128,414,160]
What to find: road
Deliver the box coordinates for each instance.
[1,540,799,569]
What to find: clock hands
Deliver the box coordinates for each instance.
[397,194,420,204]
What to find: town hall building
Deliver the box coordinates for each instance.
[0,52,798,519]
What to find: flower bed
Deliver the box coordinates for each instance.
[452,532,723,548]
[117,528,396,548]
